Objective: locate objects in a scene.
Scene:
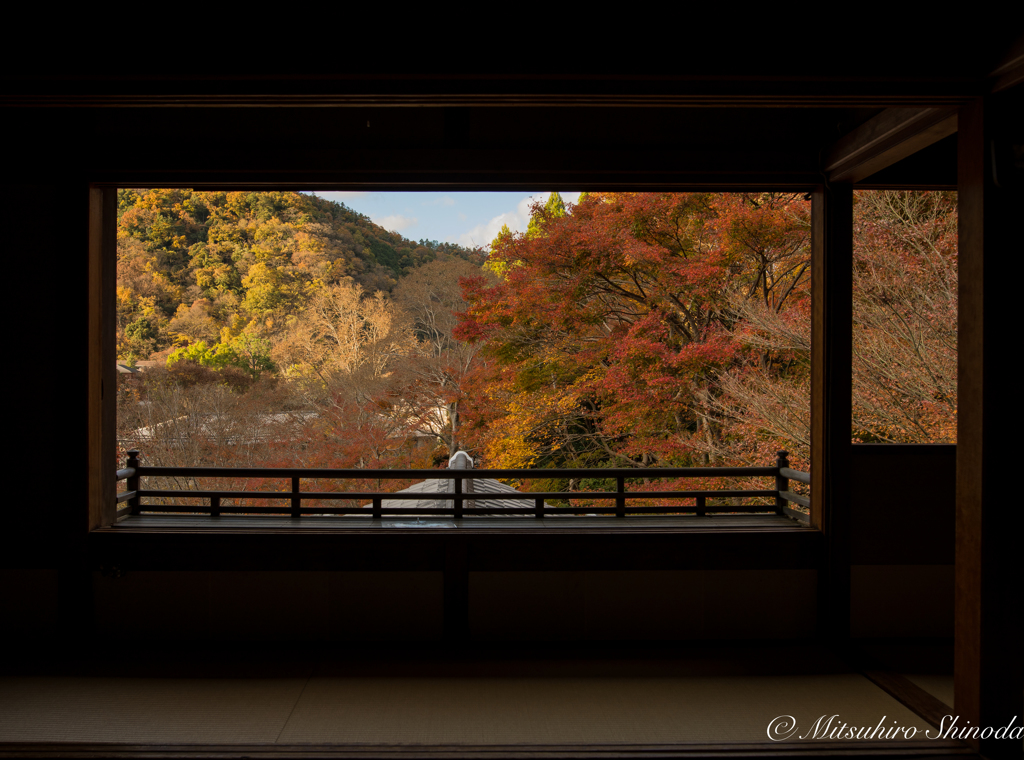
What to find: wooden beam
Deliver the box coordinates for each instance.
[88,187,116,531]
[989,33,1024,93]
[79,147,826,191]
[0,75,982,109]
[826,107,958,184]
[811,184,853,643]
[955,96,1024,759]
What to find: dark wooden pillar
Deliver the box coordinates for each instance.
[88,186,117,531]
[811,183,853,643]
[955,95,1023,759]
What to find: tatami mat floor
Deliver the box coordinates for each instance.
[0,646,943,747]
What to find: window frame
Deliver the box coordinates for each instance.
[93,184,820,534]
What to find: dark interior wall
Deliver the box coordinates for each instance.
[5,180,88,544]
[91,571,447,642]
[1,177,87,645]
[76,569,816,643]
[5,109,98,638]
[849,444,955,566]
[470,570,816,641]
[3,568,817,644]
[3,177,89,584]
[849,445,956,638]
[1,569,59,638]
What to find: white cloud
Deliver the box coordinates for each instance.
[455,192,582,249]
[373,214,418,233]
[457,210,523,249]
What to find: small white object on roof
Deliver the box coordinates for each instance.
[448,450,474,470]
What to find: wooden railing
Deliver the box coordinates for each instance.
[777,450,811,519]
[115,449,811,524]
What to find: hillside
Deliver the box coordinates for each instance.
[116,189,484,363]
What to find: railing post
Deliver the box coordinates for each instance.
[126,449,141,515]
[291,475,301,518]
[535,496,544,519]
[448,450,472,519]
[696,495,706,517]
[210,495,220,517]
[775,450,789,516]
[454,475,463,519]
[372,497,382,520]
[616,476,625,518]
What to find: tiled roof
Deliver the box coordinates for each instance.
[381,476,552,517]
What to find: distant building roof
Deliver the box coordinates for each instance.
[381,476,550,516]
[380,451,553,518]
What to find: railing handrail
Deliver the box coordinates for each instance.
[779,467,810,485]
[116,448,811,524]
[128,504,783,515]
[125,465,780,479]
[133,488,781,500]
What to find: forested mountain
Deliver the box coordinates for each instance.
[116,189,483,364]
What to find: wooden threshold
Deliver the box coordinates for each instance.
[860,670,956,732]
[0,739,977,759]
[106,513,811,533]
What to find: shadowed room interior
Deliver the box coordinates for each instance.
[2,34,1022,759]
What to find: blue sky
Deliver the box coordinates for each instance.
[305,191,582,250]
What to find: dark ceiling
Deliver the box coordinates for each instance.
[4,35,1020,191]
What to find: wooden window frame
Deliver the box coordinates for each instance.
[90,182,826,536]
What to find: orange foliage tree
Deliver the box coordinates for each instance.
[455,192,812,490]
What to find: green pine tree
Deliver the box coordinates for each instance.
[525,192,566,239]
[484,223,516,278]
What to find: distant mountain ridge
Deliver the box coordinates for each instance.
[116,189,484,363]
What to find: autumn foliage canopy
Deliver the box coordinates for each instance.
[454,190,956,478]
